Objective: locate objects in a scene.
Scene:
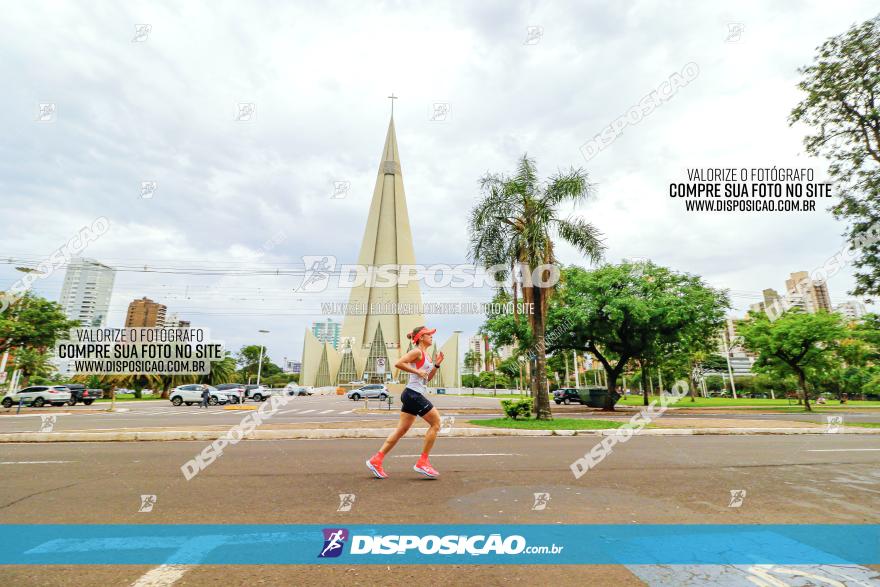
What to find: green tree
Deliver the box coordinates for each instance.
[468,155,604,419]
[739,309,847,411]
[200,355,237,386]
[235,344,281,382]
[790,14,880,297]
[15,347,54,385]
[0,292,79,354]
[548,262,729,411]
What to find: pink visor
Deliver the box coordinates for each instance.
[412,327,436,343]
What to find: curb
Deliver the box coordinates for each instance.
[0,427,878,442]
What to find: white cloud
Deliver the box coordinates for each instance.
[1,0,876,362]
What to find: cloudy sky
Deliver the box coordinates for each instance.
[2,0,877,366]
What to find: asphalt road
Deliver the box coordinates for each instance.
[2,394,878,433]
[1,434,878,585]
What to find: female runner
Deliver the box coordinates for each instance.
[366,325,444,478]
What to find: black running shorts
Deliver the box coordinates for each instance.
[400,387,434,417]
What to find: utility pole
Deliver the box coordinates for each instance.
[573,351,580,388]
[721,334,738,399]
[256,329,270,386]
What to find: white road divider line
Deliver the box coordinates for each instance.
[1,460,77,465]
[131,564,189,587]
[391,453,519,458]
[318,409,334,414]
[298,409,316,414]
[807,448,880,452]
[340,410,354,414]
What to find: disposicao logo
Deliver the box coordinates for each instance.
[318,528,349,558]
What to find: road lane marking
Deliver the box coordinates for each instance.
[131,564,189,587]
[1,460,77,465]
[807,449,880,452]
[391,453,519,458]
[318,409,334,414]
[298,409,316,414]
[340,410,354,414]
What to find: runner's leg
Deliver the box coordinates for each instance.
[413,408,442,477]
[366,411,415,478]
[419,408,441,456]
[380,411,416,455]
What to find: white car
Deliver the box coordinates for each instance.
[243,384,271,402]
[284,384,313,396]
[2,385,73,408]
[214,383,246,404]
[169,384,229,406]
[346,384,389,401]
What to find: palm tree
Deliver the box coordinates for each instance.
[469,155,604,419]
[199,355,237,386]
[15,347,54,385]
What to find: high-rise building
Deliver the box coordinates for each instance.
[311,318,342,350]
[59,258,115,327]
[282,358,302,374]
[785,271,832,313]
[163,313,191,329]
[125,297,167,327]
[835,301,867,320]
[467,334,487,373]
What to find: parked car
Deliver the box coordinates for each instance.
[2,386,73,408]
[215,383,246,404]
[64,383,104,406]
[553,388,585,405]
[284,384,313,396]
[346,384,389,401]
[243,384,270,402]
[169,384,228,406]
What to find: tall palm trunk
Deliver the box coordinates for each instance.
[531,284,552,419]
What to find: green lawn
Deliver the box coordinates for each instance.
[469,417,622,430]
[455,392,529,399]
[845,422,880,428]
[455,393,880,409]
[617,395,880,409]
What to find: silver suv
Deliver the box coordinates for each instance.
[346,384,389,401]
[2,386,73,408]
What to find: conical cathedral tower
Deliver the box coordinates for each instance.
[300,115,460,389]
[339,117,425,356]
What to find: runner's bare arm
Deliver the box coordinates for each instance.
[394,349,424,375]
[426,351,444,381]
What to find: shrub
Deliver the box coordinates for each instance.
[501,398,533,420]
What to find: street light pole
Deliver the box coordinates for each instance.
[721,334,738,400]
[453,330,462,392]
[256,329,270,387]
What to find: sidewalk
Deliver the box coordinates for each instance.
[1,417,878,442]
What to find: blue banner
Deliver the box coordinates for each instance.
[0,524,876,565]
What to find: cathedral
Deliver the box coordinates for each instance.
[300,115,460,389]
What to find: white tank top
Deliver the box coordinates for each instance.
[406,349,433,394]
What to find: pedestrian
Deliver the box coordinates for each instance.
[200,385,210,409]
[366,325,444,479]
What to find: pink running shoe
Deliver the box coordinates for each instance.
[366,457,388,479]
[413,461,439,478]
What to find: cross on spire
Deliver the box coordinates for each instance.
[387,93,398,117]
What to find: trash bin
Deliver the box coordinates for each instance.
[576,386,621,408]
[436,388,446,394]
